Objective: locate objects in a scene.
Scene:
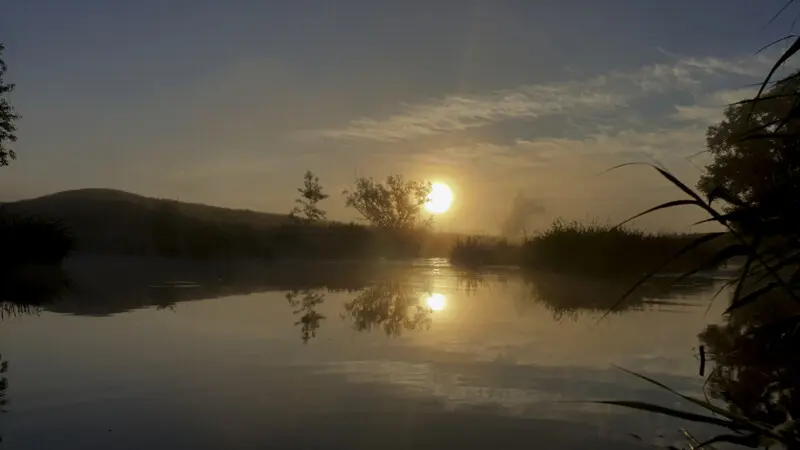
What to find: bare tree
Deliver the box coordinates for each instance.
[0,43,19,166]
[290,170,329,223]
[343,175,432,229]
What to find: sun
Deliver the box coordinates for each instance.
[425,293,447,311]
[425,182,453,214]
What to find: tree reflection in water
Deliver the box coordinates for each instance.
[286,289,326,344]
[342,282,431,336]
[286,280,434,343]
[698,293,800,443]
[0,265,69,445]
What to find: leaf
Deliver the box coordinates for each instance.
[724,281,782,314]
[730,234,762,306]
[597,232,727,323]
[762,2,797,32]
[696,433,761,449]
[754,36,800,107]
[707,186,746,208]
[612,366,763,428]
[615,199,702,229]
[592,400,740,430]
[671,243,750,285]
[652,167,700,200]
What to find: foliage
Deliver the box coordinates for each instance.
[523,219,725,276]
[449,219,723,275]
[449,236,521,267]
[698,73,800,209]
[594,367,790,449]
[343,175,432,230]
[698,293,800,443]
[599,7,800,446]
[290,170,328,224]
[0,211,74,268]
[0,43,19,167]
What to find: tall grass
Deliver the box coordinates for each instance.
[450,236,520,267]
[0,211,74,268]
[449,219,724,276]
[522,219,723,276]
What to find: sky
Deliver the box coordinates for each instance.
[1,0,797,234]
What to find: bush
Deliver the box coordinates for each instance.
[449,236,520,267]
[521,219,723,276]
[0,211,74,268]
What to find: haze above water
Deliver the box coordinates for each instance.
[0,258,731,449]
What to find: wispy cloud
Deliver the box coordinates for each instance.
[311,86,626,142]
[306,53,773,143]
[672,86,759,124]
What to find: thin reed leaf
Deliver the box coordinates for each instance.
[591,401,741,430]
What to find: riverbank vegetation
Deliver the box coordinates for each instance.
[595,9,800,447]
[450,219,725,276]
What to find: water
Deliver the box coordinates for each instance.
[0,257,731,449]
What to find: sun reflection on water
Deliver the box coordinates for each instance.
[425,293,447,312]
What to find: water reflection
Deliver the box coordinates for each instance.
[0,265,68,445]
[523,272,719,320]
[425,293,446,311]
[285,289,326,344]
[343,282,432,337]
[0,259,746,449]
[698,292,800,440]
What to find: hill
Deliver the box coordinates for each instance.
[1,189,291,255]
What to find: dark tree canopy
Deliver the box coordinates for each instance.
[698,72,800,209]
[290,171,328,224]
[343,175,432,230]
[0,43,19,167]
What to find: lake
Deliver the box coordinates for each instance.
[0,256,733,449]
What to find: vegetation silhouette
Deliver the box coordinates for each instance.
[48,257,389,316]
[286,289,326,344]
[3,186,457,261]
[0,260,67,446]
[344,175,433,230]
[698,74,800,213]
[450,236,520,268]
[342,281,432,337]
[0,42,19,167]
[290,171,328,224]
[596,4,800,448]
[698,292,800,446]
[451,219,724,276]
[283,269,445,342]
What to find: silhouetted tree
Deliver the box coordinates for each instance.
[290,171,328,224]
[698,72,800,210]
[0,43,19,167]
[343,175,432,230]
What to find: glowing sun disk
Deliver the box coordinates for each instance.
[425,182,453,214]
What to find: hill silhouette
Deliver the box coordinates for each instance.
[1,189,291,256]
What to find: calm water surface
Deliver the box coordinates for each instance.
[0,257,732,449]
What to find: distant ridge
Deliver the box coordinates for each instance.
[1,188,291,254]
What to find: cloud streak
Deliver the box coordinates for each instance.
[307,53,773,143]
